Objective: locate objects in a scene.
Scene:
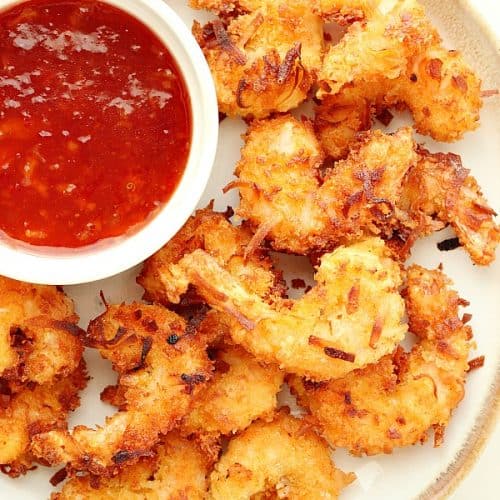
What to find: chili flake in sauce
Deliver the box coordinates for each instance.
[0,0,191,247]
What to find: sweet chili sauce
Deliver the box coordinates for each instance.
[0,0,192,247]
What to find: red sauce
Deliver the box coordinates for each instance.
[0,0,191,247]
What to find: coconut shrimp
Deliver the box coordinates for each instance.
[316,0,482,158]
[164,238,407,381]
[234,116,416,255]
[209,410,355,499]
[318,0,378,23]
[31,304,212,476]
[0,276,80,378]
[234,115,499,264]
[192,0,323,118]
[289,265,473,455]
[100,310,285,440]
[6,317,84,390]
[138,209,285,435]
[396,148,500,265]
[138,207,285,307]
[180,312,284,437]
[0,361,87,477]
[52,432,215,500]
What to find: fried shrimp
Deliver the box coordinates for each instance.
[101,311,284,439]
[0,361,87,477]
[234,115,499,263]
[182,342,283,435]
[234,115,416,254]
[289,266,473,455]
[0,277,79,377]
[53,432,214,500]
[316,0,482,158]
[31,304,212,476]
[209,410,355,499]
[138,207,284,306]
[6,318,84,389]
[181,312,284,436]
[192,0,323,118]
[165,238,407,380]
[318,0,377,23]
[396,148,500,265]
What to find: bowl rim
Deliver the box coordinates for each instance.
[0,0,219,285]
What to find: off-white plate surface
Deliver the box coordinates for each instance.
[0,0,498,498]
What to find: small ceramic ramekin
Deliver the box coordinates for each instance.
[0,0,218,285]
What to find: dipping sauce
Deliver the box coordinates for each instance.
[0,0,191,247]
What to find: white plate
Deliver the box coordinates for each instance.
[1,1,499,498]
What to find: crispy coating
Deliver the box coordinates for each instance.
[0,277,79,378]
[396,148,500,265]
[138,207,284,306]
[31,304,212,476]
[209,410,355,499]
[235,115,416,254]
[101,311,284,439]
[317,0,481,158]
[318,0,377,23]
[181,313,284,436]
[0,361,87,477]
[289,266,472,455]
[165,238,407,380]
[6,317,84,389]
[189,0,266,15]
[192,0,323,118]
[235,115,499,263]
[53,432,214,500]
[139,208,285,436]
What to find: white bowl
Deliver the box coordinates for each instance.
[0,0,218,285]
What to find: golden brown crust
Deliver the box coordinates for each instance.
[235,115,417,254]
[138,207,285,306]
[0,361,87,477]
[0,277,79,378]
[31,304,212,476]
[209,410,355,499]
[165,238,407,380]
[289,266,473,455]
[318,0,377,24]
[316,0,481,158]
[397,148,500,265]
[52,432,215,500]
[193,0,323,118]
[181,313,284,436]
[235,115,498,263]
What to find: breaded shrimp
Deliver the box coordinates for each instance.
[164,238,407,380]
[138,209,285,435]
[181,312,284,436]
[0,277,78,377]
[101,311,284,439]
[396,148,500,265]
[138,207,285,306]
[6,317,84,389]
[318,0,377,23]
[234,116,416,254]
[209,410,355,499]
[289,266,473,455]
[52,432,214,500]
[192,0,323,118]
[317,0,482,158]
[0,361,87,477]
[189,0,267,15]
[234,115,499,263]
[31,304,212,476]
